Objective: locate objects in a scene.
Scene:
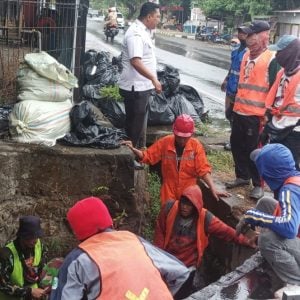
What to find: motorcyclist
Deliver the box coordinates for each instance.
[104,7,118,30]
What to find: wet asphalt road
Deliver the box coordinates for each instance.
[86,17,231,121]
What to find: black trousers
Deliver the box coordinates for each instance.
[275,130,300,170]
[120,88,152,148]
[230,112,261,186]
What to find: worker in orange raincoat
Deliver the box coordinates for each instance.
[121,114,229,205]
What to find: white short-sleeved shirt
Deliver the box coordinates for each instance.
[118,20,157,91]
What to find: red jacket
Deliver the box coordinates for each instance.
[154,185,251,267]
[142,135,211,205]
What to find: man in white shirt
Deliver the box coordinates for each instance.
[119,2,162,153]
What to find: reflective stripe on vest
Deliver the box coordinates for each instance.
[266,69,300,117]
[164,201,208,266]
[6,239,42,287]
[274,176,300,238]
[234,50,274,116]
[79,231,173,300]
[230,70,240,76]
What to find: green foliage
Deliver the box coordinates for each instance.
[100,85,124,102]
[143,172,161,242]
[91,185,110,196]
[195,122,210,137]
[206,149,234,172]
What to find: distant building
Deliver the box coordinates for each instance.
[274,9,300,39]
[190,7,224,32]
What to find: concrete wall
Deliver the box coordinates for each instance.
[0,141,148,255]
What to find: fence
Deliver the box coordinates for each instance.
[0,0,88,104]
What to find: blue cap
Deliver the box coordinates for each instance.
[269,35,298,51]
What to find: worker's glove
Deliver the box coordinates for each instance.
[236,216,251,236]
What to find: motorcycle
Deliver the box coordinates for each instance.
[104,26,119,42]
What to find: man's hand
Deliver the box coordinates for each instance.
[221,80,227,92]
[152,78,162,94]
[120,140,134,149]
[31,287,45,299]
[245,234,259,249]
[211,190,231,201]
[236,216,253,236]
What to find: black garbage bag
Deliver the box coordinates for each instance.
[157,64,180,97]
[179,85,204,118]
[82,84,103,99]
[84,51,113,83]
[58,101,127,149]
[112,53,123,73]
[83,49,98,65]
[169,94,201,123]
[91,97,126,129]
[87,65,120,86]
[148,93,176,126]
[0,105,13,137]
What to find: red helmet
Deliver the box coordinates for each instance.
[67,197,113,241]
[173,114,195,137]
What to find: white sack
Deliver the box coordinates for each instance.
[9,99,72,147]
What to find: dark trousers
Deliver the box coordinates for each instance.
[230,112,261,186]
[120,88,152,148]
[276,131,300,170]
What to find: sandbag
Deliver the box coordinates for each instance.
[17,65,72,102]
[24,51,78,89]
[9,99,72,146]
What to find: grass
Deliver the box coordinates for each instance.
[142,172,161,242]
[207,148,234,172]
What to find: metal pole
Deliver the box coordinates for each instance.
[70,0,79,74]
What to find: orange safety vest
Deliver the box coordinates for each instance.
[234,50,274,117]
[79,231,173,300]
[164,201,209,266]
[273,176,300,238]
[265,69,300,117]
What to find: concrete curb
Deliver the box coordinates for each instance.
[156,29,196,40]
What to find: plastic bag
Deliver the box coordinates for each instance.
[148,93,175,125]
[157,64,180,97]
[58,101,127,149]
[91,98,126,129]
[179,85,204,118]
[170,94,201,123]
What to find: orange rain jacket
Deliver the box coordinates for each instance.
[154,185,251,267]
[141,135,211,205]
[234,50,275,117]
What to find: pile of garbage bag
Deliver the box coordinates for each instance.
[82,50,205,128]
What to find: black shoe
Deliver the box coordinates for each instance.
[225,178,250,189]
[133,160,144,170]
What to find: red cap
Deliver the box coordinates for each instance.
[173,114,195,137]
[67,197,113,241]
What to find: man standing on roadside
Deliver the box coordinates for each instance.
[225,21,280,200]
[119,2,162,159]
[221,27,248,150]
